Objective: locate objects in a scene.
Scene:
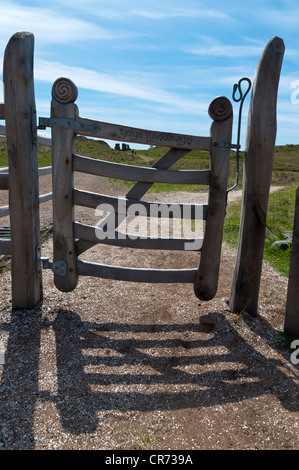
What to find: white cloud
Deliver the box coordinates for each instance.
[0,1,134,44]
[185,36,264,58]
[34,58,208,114]
[129,7,230,20]
[262,7,299,28]
[48,0,231,21]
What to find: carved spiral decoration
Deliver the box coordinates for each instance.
[208,96,233,121]
[52,77,78,104]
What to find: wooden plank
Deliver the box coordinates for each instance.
[38,166,52,176]
[125,148,190,198]
[73,189,208,220]
[0,191,52,219]
[0,166,51,177]
[39,192,52,204]
[73,116,212,151]
[0,206,9,218]
[3,32,43,308]
[73,153,210,185]
[75,147,191,256]
[0,173,9,190]
[229,36,285,316]
[194,97,233,301]
[77,259,197,283]
[0,239,11,255]
[284,187,299,337]
[0,104,4,120]
[51,78,78,292]
[0,126,51,145]
[74,221,203,251]
[37,135,52,146]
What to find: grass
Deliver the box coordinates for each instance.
[0,255,10,274]
[223,185,297,276]
[1,135,298,277]
[137,432,152,450]
[0,137,52,168]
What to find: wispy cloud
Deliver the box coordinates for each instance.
[0,1,135,43]
[261,6,299,28]
[48,0,232,21]
[129,7,230,20]
[185,36,264,58]
[34,58,208,114]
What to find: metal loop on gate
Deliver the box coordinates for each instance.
[232,77,251,104]
[226,77,252,196]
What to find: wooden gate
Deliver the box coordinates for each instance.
[40,77,233,300]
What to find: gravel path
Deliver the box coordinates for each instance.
[0,174,298,450]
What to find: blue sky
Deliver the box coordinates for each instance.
[1,0,299,149]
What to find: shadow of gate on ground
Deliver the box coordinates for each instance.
[0,308,298,448]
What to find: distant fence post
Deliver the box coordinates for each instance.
[284,187,299,337]
[3,32,42,309]
[229,36,285,316]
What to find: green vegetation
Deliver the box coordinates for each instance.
[0,254,10,274]
[137,432,152,450]
[223,185,297,276]
[1,135,298,277]
[273,144,299,186]
[1,135,298,189]
[0,136,53,168]
[0,137,8,167]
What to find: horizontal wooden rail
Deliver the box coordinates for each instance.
[39,192,53,204]
[0,166,52,175]
[0,206,9,218]
[77,259,197,283]
[74,221,203,251]
[37,135,52,146]
[0,104,4,120]
[73,189,208,220]
[0,173,9,190]
[0,192,53,218]
[37,166,52,176]
[73,154,210,185]
[0,124,52,146]
[0,238,11,255]
[46,115,212,151]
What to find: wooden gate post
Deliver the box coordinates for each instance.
[284,187,299,337]
[194,96,233,301]
[3,32,43,309]
[229,36,285,316]
[51,78,78,292]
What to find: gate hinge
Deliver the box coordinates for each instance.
[36,245,68,277]
[216,142,240,150]
[38,117,100,133]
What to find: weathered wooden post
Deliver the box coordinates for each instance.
[194,96,233,301]
[51,78,78,292]
[229,36,285,316]
[284,187,299,337]
[3,32,43,309]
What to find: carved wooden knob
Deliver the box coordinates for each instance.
[52,77,78,104]
[208,96,233,121]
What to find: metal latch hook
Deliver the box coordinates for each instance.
[227,77,252,196]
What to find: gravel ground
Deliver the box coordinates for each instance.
[0,174,298,450]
